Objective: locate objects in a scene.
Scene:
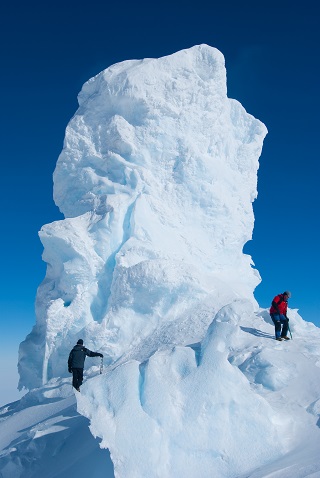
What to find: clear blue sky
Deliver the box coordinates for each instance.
[1,0,319,404]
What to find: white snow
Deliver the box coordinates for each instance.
[1,44,320,477]
[0,380,114,477]
[19,44,264,390]
[77,306,320,478]
[2,308,320,477]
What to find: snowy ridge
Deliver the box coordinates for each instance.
[2,308,320,477]
[77,304,320,478]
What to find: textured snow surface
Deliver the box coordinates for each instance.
[78,307,320,478]
[19,44,266,390]
[2,308,320,477]
[6,44,319,477]
[0,380,114,478]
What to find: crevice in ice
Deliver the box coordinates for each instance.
[90,198,137,323]
[186,342,201,367]
[138,361,147,409]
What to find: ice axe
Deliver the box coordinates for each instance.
[100,356,104,374]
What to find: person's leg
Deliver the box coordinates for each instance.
[72,369,78,389]
[78,368,84,388]
[72,368,82,390]
[280,316,289,338]
[271,314,281,339]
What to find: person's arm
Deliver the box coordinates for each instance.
[285,303,289,319]
[85,348,103,358]
[68,351,73,372]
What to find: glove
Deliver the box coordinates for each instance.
[99,353,103,358]
[68,368,72,373]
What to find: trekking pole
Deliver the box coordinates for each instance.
[100,356,104,374]
[288,323,293,340]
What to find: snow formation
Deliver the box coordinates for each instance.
[19,44,265,389]
[2,44,318,477]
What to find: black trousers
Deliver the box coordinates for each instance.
[72,368,83,389]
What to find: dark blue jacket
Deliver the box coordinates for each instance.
[68,344,100,369]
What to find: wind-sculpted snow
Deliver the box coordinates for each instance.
[0,379,114,478]
[19,44,267,390]
[3,307,320,477]
[77,303,320,478]
[77,301,283,478]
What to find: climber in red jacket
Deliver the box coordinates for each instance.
[269,291,291,341]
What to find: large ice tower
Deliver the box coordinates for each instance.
[18,44,267,391]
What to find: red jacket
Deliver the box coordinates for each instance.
[270,294,288,315]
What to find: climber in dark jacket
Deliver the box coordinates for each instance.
[68,339,103,391]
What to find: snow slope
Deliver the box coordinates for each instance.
[1,45,319,477]
[77,305,320,478]
[0,380,114,478]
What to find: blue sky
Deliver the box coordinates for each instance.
[1,0,319,404]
